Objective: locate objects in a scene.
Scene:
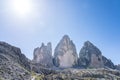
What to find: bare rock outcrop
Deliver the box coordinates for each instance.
[79,41,104,68]
[102,56,115,69]
[115,64,120,70]
[53,35,78,68]
[0,36,119,80]
[32,42,53,67]
[0,41,30,80]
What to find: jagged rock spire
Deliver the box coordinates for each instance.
[33,42,53,67]
[79,41,104,68]
[54,35,78,68]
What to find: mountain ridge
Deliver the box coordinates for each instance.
[0,35,120,80]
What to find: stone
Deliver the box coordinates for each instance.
[54,35,78,68]
[0,36,119,79]
[0,41,31,80]
[79,41,104,68]
[102,56,115,69]
[42,68,120,80]
[115,64,120,70]
[32,42,53,67]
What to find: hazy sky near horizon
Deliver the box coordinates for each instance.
[0,0,120,64]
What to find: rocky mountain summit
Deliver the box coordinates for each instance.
[79,41,104,68]
[0,35,120,80]
[53,35,78,68]
[32,42,53,67]
[78,41,116,69]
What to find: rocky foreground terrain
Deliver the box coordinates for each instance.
[0,35,120,80]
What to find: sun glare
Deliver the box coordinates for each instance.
[10,0,33,17]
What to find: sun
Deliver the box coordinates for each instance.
[10,0,33,17]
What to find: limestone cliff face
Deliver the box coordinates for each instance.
[102,56,115,69]
[115,64,120,70]
[0,36,119,80]
[0,41,30,80]
[33,42,53,67]
[54,35,78,68]
[79,41,104,68]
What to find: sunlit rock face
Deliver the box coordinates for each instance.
[54,35,78,68]
[79,41,104,68]
[33,42,53,67]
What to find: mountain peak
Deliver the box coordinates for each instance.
[33,42,53,67]
[84,41,94,47]
[54,35,78,68]
[63,35,70,39]
[59,35,71,45]
[79,41,104,68]
[41,43,45,47]
[0,36,120,79]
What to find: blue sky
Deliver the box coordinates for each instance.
[0,0,120,64]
